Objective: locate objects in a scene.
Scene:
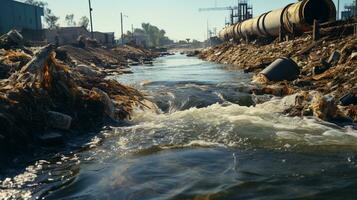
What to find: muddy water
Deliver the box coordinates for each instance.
[2,54,357,200]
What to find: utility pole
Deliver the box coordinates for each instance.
[230,9,234,24]
[88,0,94,39]
[206,20,209,42]
[121,13,123,45]
[337,0,340,20]
[131,24,134,41]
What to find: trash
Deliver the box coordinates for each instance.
[312,60,330,75]
[47,111,72,130]
[327,50,341,66]
[260,57,300,81]
[0,38,150,151]
[200,21,357,123]
[351,52,357,60]
[340,92,357,106]
[0,30,24,49]
[339,41,357,63]
[312,66,325,76]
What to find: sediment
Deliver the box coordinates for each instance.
[0,31,155,153]
[200,23,357,124]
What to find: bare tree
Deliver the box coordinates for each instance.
[25,0,59,29]
[65,14,76,27]
[45,9,60,29]
[78,16,90,30]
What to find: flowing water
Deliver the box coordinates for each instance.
[2,54,357,200]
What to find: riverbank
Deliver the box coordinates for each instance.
[0,31,156,155]
[200,27,357,124]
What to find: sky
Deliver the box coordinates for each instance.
[39,0,352,41]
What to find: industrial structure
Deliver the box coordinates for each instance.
[199,0,253,25]
[341,0,357,20]
[218,0,336,42]
[0,0,44,34]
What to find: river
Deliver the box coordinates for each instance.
[1,54,357,200]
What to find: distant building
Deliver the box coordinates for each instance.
[93,31,115,46]
[132,32,148,47]
[45,26,90,45]
[45,26,115,47]
[341,0,357,20]
[341,10,352,20]
[0,0,44,34]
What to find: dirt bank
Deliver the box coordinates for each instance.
[200,24,357,124]
[0,31,154,154]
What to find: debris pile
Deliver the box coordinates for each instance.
[0,31,148,152]
[200,23,357,124]
[0,30,24,49]
[113,45,158,62]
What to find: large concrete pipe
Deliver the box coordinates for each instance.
[260,4,292,37]
[218,0,336,41]
[283,0,336,33]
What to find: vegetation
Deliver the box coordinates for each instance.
[78,16,90,30]
[25,1,89,30]
[125,23,173,47]
[65,14,76,27]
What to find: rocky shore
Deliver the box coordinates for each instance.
[0,30,156,154]
[200,23,357,125]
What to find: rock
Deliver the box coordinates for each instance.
[129,61,140,66]
[186,50,200,57]
[260,57,300,81]
[47,111,72,130]
[0,113,13,136]
[0,63,11,79]
[143,61,153,66]
[76,64,100,77]
[91,88,115,119]
[310,94,338,120]
[293,79,313,87]
[38,132,64,146]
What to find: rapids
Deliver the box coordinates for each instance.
[1,54,357,200]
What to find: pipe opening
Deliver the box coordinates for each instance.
[303,0,335,25]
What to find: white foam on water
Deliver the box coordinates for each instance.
[113,97,357,151]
